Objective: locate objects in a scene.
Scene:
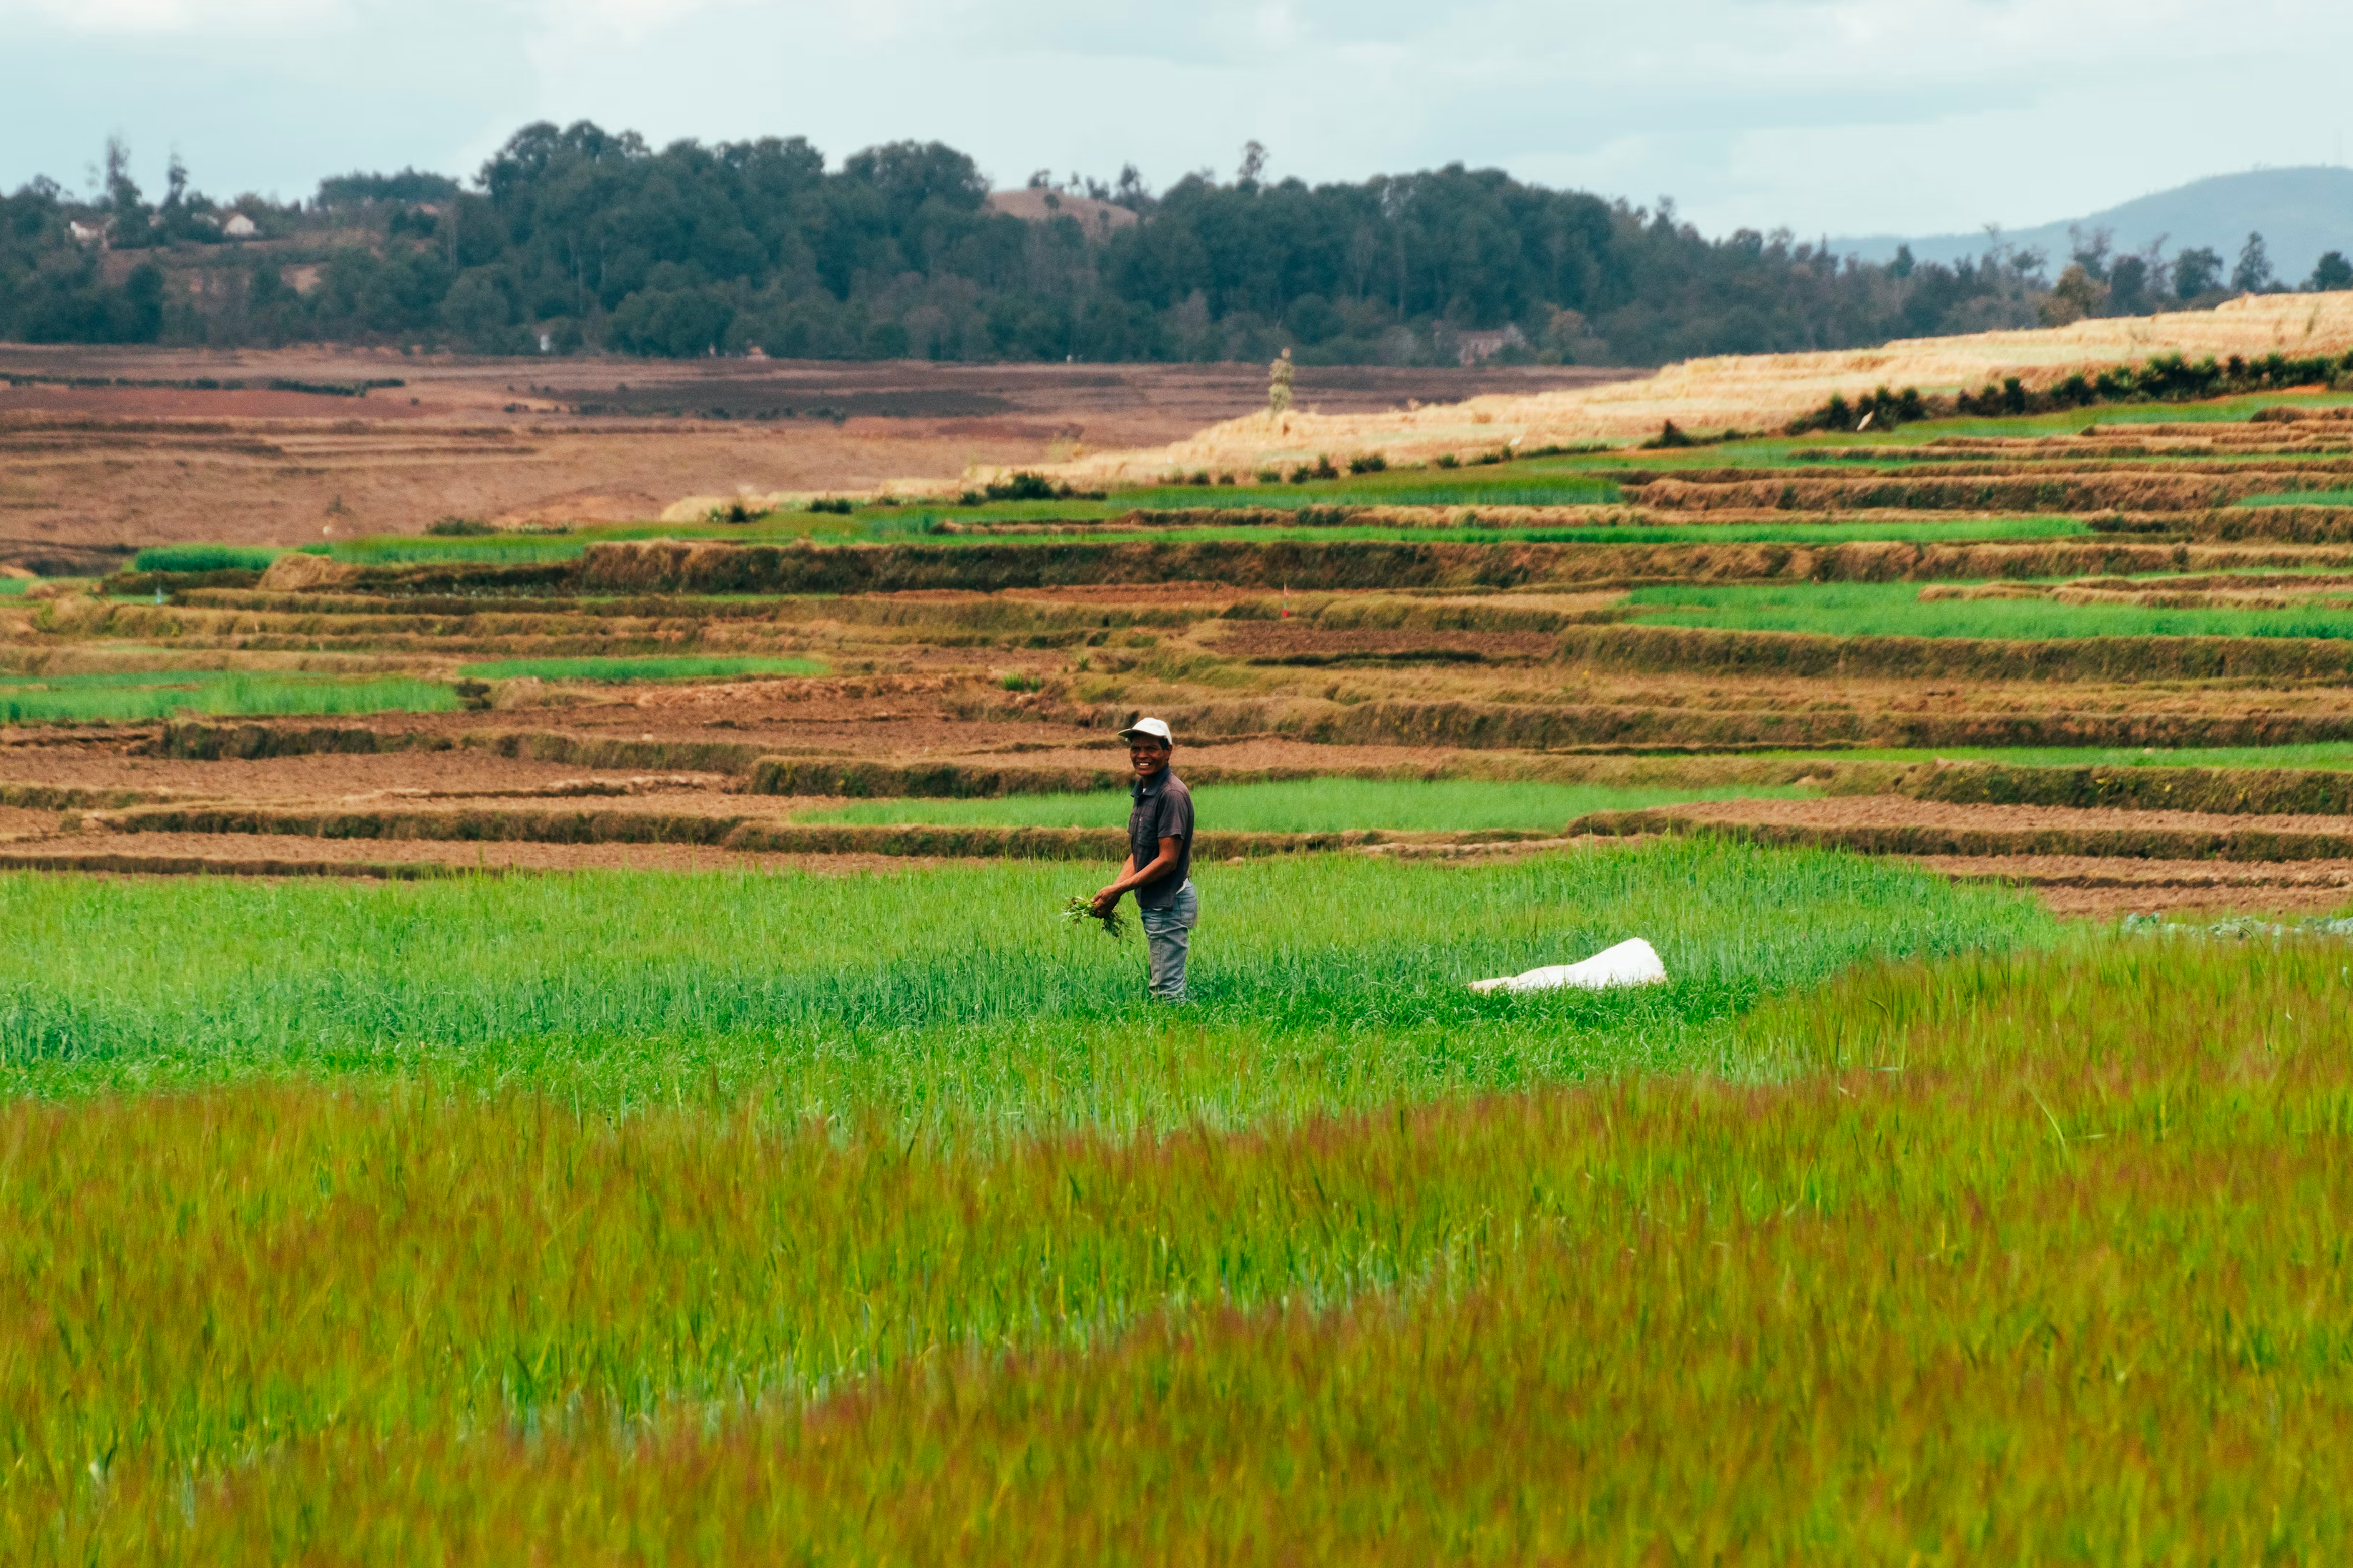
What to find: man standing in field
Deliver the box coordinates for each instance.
[1091,717,1198,1002]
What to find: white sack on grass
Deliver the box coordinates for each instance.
[1467,937,1667,995]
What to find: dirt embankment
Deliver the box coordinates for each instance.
[1628,471,2312,514]
[562,536,2342,597]
[1573,795,2353,863]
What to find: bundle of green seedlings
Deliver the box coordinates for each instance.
[1061,892,1129,939]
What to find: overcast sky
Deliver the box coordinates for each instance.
[7,0,2351,242]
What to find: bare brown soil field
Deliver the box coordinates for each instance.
[1213,626,1563,664]
[0,344,1628,551]
[0,833,978,878]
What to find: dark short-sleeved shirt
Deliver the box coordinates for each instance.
[1127,769,1194,908]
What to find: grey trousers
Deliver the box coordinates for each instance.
[1137,880,1199,1001]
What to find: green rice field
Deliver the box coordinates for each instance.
[0,843,2035,1119]
[2239,489,2353,508]
[129,544,286,574]
[806,777,1816,833]
[0,668,456,725]
[15,853,2353,1556]
[1110,477,1623,509]
[1630,580,2353,640]
[460,655,826,682]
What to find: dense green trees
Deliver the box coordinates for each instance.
[0,124,2308,366]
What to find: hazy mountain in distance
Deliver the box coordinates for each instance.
[1836,167,2353,283]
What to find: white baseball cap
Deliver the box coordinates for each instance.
[1119,716,1175,745]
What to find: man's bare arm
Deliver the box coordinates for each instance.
[1094,838,1180,912]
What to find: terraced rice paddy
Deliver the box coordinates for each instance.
[1777,742,2353,770]
[806,777,1818,833]
[11,380,2353,1556]
[0,668,456,724]
[928,516,2094,547]
[2242,489,2353,508]
[287,513,2097,564]
[1628,580,2353,640]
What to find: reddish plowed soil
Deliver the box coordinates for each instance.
[0,746,738,796]
[0,805,62,837]
[0,346,1633,549]
[0,833,975,877]
[1910,853,2353,917]
[1214,627,1561,662]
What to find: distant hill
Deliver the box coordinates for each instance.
[1836,167,2353,283]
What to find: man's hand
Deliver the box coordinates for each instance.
[1090,886,1121,916]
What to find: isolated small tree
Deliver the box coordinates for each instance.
[1236,140,1268,188]
[1268,346,1294,416]
[1112,163,1152,214]
[2310,251,2353,293]
[2040,263,2109,327]
[2106,254,2153,316]
[100,134,152,248]
[2232,231,2274,295]
[2173,246,2224,300]
[2066,224,2113,282]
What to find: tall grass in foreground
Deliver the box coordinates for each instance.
[12,939,2353,1559]
[0,843,2045,1125]
[459,655,825,682]
[0,671,455,725]
[808,778,1817,833]
[1632,579,2353,640]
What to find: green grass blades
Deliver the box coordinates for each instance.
[17,938,2353,1560]
[0,670,456,725]
[0,843,2048,1126]
[1103,478,1624,509]
[128,544,285,573]
[1631,579,2353,640]
[326,536,590,564]
[459,655,826,682]
[2239,489,2353,508]
[806,777,1819,833]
